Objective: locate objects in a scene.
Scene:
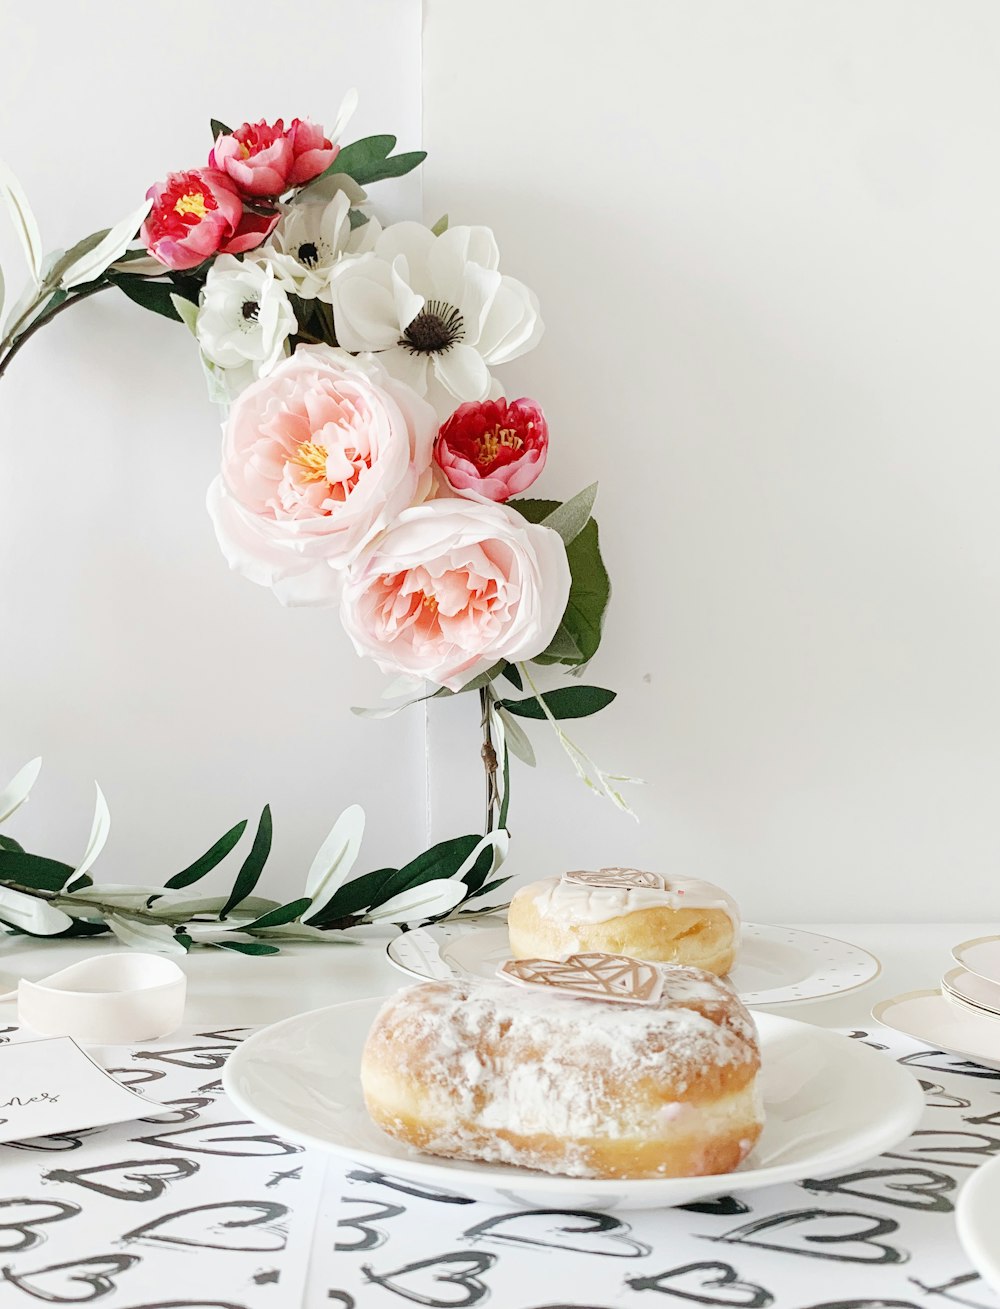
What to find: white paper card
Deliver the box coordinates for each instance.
[0,1036,162,1141]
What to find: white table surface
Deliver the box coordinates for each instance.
[1,921,985,1027]
[1,922,996,1309]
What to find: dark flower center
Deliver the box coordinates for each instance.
[402,299,464,354]
[241,300,260,322]
[297,242,319,266]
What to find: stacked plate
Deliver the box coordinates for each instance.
[872,934,1000,1070]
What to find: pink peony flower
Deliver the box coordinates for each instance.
[434,398,548,502]
[210,118,338,197]
[340,498,571,690]
[207,346,436,606]
[142,168,277,270]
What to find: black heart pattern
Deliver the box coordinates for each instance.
[964,1105,1000,1127]
[107,1068,167,1089]
[114,1303,249,1308]
[898,1050,1000,1080]
[194,1028,250,1042]
[44,1157,199,1202]
[139,1097,215,1125]
[335,1199,405,1252]
[0,1199,80,1252]
[799,1166,955,1212]
[799,1302,925,1308]
[362,1252,496,1308]
[919,1081,971,1110]
[679,1197,750,1217]
[714,1209,907,1264]
[845,1031,889,1051]
[130,1046,235,1069]
[131,1122,301,1157]
[346,1168,474,1205]
[627,1260,772,1306]
[886,1129,1000,1169]
[122,1201,287,1252]
[2,1254,139,1301]
[327,1296,356,1309]
[464,1209,650,1258]
[4,1128,108,1153]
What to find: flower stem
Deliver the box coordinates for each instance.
[0,281,115,382]
[479,686,498,834]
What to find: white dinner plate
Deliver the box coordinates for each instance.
[386,921,881,1006]
[957,1152,1000,1297]
[952,935,1000,986]
[222,998,922,1211]
[872,989,1000,1070]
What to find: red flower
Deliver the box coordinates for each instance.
[210,117,338,198]
[142,169,277,271]
[434,398,548,503]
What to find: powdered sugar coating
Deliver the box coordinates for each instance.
[363,964,761,1169]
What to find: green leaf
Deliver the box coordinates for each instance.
[501,686,616,721]
[542,483,598,546]
[219,806,272,919]
[348,209,369,230]
[210,118,233,141]
[430,213,449,236]
[498,743,511,829]
[461,845,498,895]
[464,875,512,903]
[45,230,110,288]
[374,835,480,904]
[170,293,199,335]
[110,274,185,320]
[212,939,280,956]
[500,663,522,691]
[0,834,24,853]
[165,819,248,890]
[537,623,584,662]
[0,850,75,893]
[329,135,427,186]
[65,873,92,893]
[241,897,312,930]
[305,866,397,926]
[512,502,610,667]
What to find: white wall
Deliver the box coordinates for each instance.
[423,0,1000,922]
[0,1,426,889]
[3,1,999,925]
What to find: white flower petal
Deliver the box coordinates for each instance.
[429,225,500,303]
[432,342,491,403]
[477,276,544,363]
[329,256,400,351]
[391,256,424,331]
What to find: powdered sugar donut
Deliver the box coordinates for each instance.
[507,869,740,975]
[360,955,763,1180]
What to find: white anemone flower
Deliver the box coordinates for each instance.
[195,255,297,399]
[259,184,379,302]
[328,221,543,417]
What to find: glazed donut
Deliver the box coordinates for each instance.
[507,869,740,976]
[361,954,763,1179]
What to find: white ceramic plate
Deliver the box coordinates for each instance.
[941,966,1000,1017]
[952,935,1000,985]
[957,1152,1000,1297]
[386,921,881,1006]
[872,989,1000,1070]
[222,998,922,1211]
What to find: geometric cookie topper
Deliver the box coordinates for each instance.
[563,868,665,891]
[497,952,664,1006]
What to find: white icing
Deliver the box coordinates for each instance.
[527,870,741,945]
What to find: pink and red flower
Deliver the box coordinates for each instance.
[142,169,277,270]
[434,398,548,503]
[210,118,338,198]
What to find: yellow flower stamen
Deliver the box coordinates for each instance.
[422,593,439,612]
[291,442,329,482]
[173,191,209,219]
[477,424,523,466]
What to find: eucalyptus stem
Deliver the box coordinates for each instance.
[0,281,114,381]
[2,878,165,925]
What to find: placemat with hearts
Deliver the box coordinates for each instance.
[0,1023,327,1309]
[2,1023,999,1309]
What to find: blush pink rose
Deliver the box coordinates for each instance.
[340,499,571,690]
[142,168,277,270]
[210,118,338,197]
[434,398,548,502]
[207,346,437,606]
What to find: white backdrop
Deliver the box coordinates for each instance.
[3,1,999,923]
[424,0,1000,922]
[0,0,425,890]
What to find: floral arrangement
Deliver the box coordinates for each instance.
[0,96,633,951]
